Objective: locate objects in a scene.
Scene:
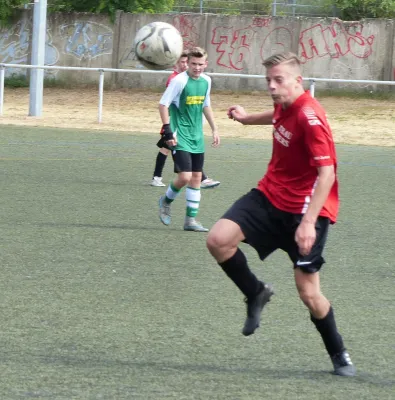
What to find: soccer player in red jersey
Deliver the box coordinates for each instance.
[206,52,355,377]
[151,51,220,189]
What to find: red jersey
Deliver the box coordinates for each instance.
[166,71,179,87]
[257,91,339,223]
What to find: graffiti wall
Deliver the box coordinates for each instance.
[117,14,394,90]
[0,12,113,82]
[0,11,394,90]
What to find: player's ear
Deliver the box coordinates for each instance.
[296,75,303,84]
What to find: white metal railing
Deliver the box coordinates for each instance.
[0,63,394,123]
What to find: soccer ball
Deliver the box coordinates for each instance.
[134,22,183,70]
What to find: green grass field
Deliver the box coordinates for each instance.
[0,125,394,399]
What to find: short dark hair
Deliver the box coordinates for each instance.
[188,47,207,59]
[263,52,301,69]
[180,49,190,59]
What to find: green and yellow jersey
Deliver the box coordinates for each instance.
[159,71,211,153]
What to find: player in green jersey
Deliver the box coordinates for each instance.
[158,47,220,232]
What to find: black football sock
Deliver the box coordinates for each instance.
[219,248,262,298]
[153,152,167,178]
[310,306,346,357]
[201,172,208,181]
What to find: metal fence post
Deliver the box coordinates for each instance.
[309,79,316,97]
[98,69,104,123]
[272,1,277,16]
[0,65,5,116]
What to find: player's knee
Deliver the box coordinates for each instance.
[177,174,191,187]
[159,148,170,156]
[206,230,221,253]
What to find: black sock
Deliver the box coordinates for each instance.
[311,306,345,357]
[218,248,262,298]
[153,152,167,178]
[201,171,207,181]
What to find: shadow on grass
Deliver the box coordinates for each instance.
[0,221,179,231]
[6,351,394,387]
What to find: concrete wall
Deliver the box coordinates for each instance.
[1,11,394,91]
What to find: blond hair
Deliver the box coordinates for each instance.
[263,52,301,69]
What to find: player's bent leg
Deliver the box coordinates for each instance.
[159,195,172,225]
[173,171,192,188]
[158,173,188,226]
[294,268,356,377]
[294,268,330,318]
[207,219,244,262]
[207,219,273,336]
[151,147,171,186]
[183,171,208,232]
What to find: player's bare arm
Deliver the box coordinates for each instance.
[228,106,274,125]
[295,164,336,256]
[203,106,220,147]
[159,104,170,125]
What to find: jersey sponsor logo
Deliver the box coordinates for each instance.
[273,124,293,147]
[302,106,322,126]
[186,96,205,105]
[313,155,330,160]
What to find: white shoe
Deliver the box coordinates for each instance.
[151,176,166,187]
[201,177,220,189]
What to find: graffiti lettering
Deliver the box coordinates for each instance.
[0,20,30,68]
[59,22,113,60]
[299,21,375,62]
[0,19,58,76]
[172,15,200,49]
[252,17,272,28]
[261,27,292,61]
[211,26,256,70]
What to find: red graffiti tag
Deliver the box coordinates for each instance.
[211,26,256,70]
[252,17,272,28]
[172,15,200,49]
[260,27,292,62]
[299,21,375,63]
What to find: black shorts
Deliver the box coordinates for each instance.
[222,189,330,273]
[172,150,204,173]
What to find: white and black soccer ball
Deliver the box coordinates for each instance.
[134,22,183,70]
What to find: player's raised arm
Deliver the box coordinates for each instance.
[228,106,274,125]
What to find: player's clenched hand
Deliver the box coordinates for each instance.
[161,123,177,147]
[212,130,220,147]
[295,220,316,256]
[227,105,247,122]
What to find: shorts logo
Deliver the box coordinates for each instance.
[296,260,312,266]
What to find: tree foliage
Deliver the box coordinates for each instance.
[0,0,28,26]
[0,0,174,24]
[47,0,174,16]
[334,0,395,20]
[1,0,395,25]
